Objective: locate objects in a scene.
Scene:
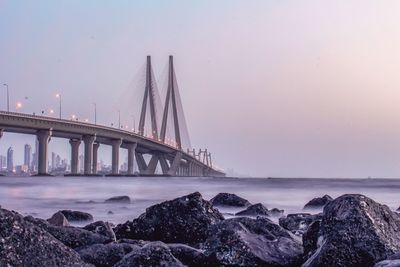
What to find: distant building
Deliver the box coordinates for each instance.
[24,144,32,170]
[7,147,14,172]
[51,152,56,171]
[79,154,84,173]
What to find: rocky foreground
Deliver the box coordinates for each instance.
[1,193,400,266]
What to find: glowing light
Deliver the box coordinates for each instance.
[56,93,60,98]
[84,118,89,122]
[49,109,54,114]
[16,102,22,109]
[71,114,76,120]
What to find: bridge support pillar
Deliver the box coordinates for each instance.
[167,152,182,176]
[111,139,122,175]
[126,143,137,175]
[92,142,100,174]
[37,129,52,175]
[69,139,81,175]
[83,135,95,175]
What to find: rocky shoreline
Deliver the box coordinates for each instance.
[1,192,400,266]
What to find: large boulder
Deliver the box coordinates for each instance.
[210,192,251,207]
[303,195,333,210]
[279,213,322,235]
[77,242,140,267]
[114,192,224,245]
[113,241,185,267]
[203,217,303,266]
[105,196,131,203]
[60,210,94,222]
[302,220,321,257]
[168,243,216,267]
[47,211,70,226]
[236,203,270,216]
[83,221,116,242]
[25,216,110,249]
[303,194,400,267]
[0,208,91,267]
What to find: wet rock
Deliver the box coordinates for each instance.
[210,192,251,207]
[114,192,224,245]
[203,216,303,266]
[83,221,116,242]
[169,243,216,267]
[60,210,94,222]
[105,196,131,203]
[303,194,400,267]
[235,203,270,216]
[113,241,185,267]
[375,260,400,267]
[107,211,113,215]
[47,211,70,226]
[0,208,91,267]
[279,213,322,235]
[303,194,333,210]
[25,216,110,249]
[77,242,139,267]
[270,207,285,217]
[302,220,321,257]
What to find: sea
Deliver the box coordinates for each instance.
[0,176,399,225]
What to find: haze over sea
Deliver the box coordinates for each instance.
[1,176,399,225]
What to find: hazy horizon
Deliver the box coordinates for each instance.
[2,1,400,178]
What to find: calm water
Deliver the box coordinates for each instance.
[0,176,399,225]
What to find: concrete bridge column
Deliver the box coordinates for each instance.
[126,143,137,175]
[83,135,95,175]
[92,142,100,174]
[69,139,81,175]
[37,130,52,175]
[111,139,122,175]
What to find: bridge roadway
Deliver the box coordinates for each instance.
[0,111,225,177]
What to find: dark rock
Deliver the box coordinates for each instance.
[47,211,70,226]
[209,192,251,207]
[77,242,139,267]
[114,192,224,245]
[113,241,185,267]
[25,216,110,249]
[83,221,116,242]
[203,216,303,266]
[0,208,91,267]
[270,207,285,217]
[279,213,322,235]
[303,194,400,267]
[302,220,321,257]
[60,210,94,222]
[107,211,113,215]
[169,243,216,267]
[303,194,333,210]
[116,239,149,247]
[375,259,400,267]
[236,203,270,216]
[105,196,131,203]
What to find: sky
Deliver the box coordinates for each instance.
[1,0,400,177]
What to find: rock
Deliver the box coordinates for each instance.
[47,211,70,226]
[203,216,303,266]
[235,203,270,216]
[77,242,140,267]
[279,213,322,235]
[107,211,113,215]
[375,260,400,267]
[302,220,321,257]
[303,194,400,267]
[209,192,251,207]
[113,241,185,267]
[114,192,224,245]
[0,208,91,267]
[25,216,110,249]
[60,210,94,222]
[270,207,285,217]
[169,243,216,267]
[303,194,333,210]
[105,196,131,203]
[83,221,116,242]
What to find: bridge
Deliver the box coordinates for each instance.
[0,56,225,177]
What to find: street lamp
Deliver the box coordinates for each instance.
[55,93,61,119]
[92,103,97,125]
[15,101,22,111]
[3,83,9,112]
[118,110,121,129]
[131,115,135,133]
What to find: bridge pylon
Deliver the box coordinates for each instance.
[138,56,159,140]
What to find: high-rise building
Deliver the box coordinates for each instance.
[55,154,61,169]
[51,152,56,171]
[24,144,32,170]
[7,147,14,172]
[0,155,6,170]
[79,154,84,173]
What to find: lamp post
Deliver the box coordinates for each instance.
[131,115,135,133]
[3,84,9,112]
[56,93,61,119]
[92,103,97,125]
[118,110,121,129]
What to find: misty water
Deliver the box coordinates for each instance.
[1,176,400,225]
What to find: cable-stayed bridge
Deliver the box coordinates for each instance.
[0,56,225,177]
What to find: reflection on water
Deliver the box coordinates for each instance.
[0,176,399,225]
